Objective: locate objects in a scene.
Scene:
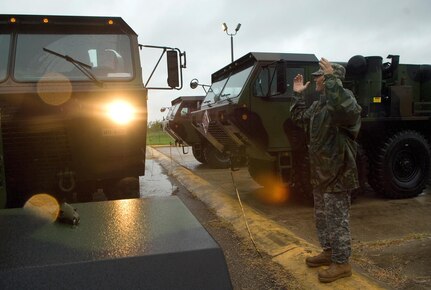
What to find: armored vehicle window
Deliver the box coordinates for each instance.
[165,106,175,120]
[254,66,275,97]
[14,34,133,82]
[0,34,11,82]
[205,79,224,104]
[204,66,253,104]
[171,103,181,117]
[254,65,304,98]
[180,107,190,117]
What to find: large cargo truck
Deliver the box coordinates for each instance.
[0,15,185,208]
[191,52,431,199]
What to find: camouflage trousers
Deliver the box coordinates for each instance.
[313,189,351,264]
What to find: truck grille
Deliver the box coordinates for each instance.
[207,122,238,150]
[2,119,71,193]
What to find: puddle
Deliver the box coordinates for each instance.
[139,157,174,198]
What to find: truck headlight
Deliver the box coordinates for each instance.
[106,101,135,125]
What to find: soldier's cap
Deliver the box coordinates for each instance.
[311,63,346,80]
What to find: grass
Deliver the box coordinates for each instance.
[147,131,175,146]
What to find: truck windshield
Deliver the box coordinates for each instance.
[204,66,253,105]
[0,34,10,82]
[14,34,133,82]
[171,103,181,118]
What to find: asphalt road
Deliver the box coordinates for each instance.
[143,147,301,289]
[150,145,431,290]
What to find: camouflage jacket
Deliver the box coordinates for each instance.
[290,74,362,192]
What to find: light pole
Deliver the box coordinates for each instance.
[222,23,241,63]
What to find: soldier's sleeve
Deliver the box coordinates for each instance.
[324,74,362,128]
[290,91,313,130]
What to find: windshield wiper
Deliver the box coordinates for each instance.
[203,100,213,107]
[216,93,233,103]
[43,48,102,87]
[224,94,234,103]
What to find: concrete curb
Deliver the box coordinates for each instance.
[149,146,384,289]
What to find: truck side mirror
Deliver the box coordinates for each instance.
[190,78,199,89]
[139,44,186,90]
[189,78,210,94]
[167,50,180,88]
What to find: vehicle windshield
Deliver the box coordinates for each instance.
[0,34,11,82]
[170,103,181,118]
[14,34,133,82]
[203,66,253,105]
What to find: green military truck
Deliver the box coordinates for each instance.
[191,52,431,199]
[0,15,185,208]
[161,95,231,168]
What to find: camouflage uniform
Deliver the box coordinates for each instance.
[290,64,362,263]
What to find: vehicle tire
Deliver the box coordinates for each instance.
[248,158,276,187]
[369,130,430,199]
[105,177,140,200]
[203,145,230,169]
[192,144,207,164]
[116,177,140,199]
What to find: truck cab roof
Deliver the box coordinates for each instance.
[212,52,319,82]
[171,95,205,106]
[0,14,137,35]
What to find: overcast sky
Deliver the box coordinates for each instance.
[4,0,431,122]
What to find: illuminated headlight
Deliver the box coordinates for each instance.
[106,101,135,125]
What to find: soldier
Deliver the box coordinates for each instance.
[290,58,362,283]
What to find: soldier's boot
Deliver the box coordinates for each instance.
[305,250,332,267]
[318,262,352,283]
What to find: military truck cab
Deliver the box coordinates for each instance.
[162,95,231,168]
[191,52,319,195]
[0,15,184,208]
[162,95,204,146]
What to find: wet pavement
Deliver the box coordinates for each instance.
[150,145,431,290]
[139,150,175,198]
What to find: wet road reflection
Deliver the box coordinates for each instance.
[139,151,175,198]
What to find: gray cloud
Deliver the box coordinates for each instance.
[3,0,431,121]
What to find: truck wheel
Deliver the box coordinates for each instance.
[105,177,140,200]
[203,145,230,169]
[370,130,430,199]
[116,177,140,199]
[192,144,207,164]
[248,158,276,187]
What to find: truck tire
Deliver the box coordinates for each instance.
[369,130,430,199]
[116,177,140,199]
[203,145,230,169]
[192,144,207,164]
[104,177,140,200]
[248,158,276,187]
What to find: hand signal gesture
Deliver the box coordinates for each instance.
[293,74,310,93]
[319,58,334,75]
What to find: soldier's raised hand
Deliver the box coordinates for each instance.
[319,58,334,75]
[293,74,310,93]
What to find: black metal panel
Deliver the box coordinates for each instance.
[0,197,232,290]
